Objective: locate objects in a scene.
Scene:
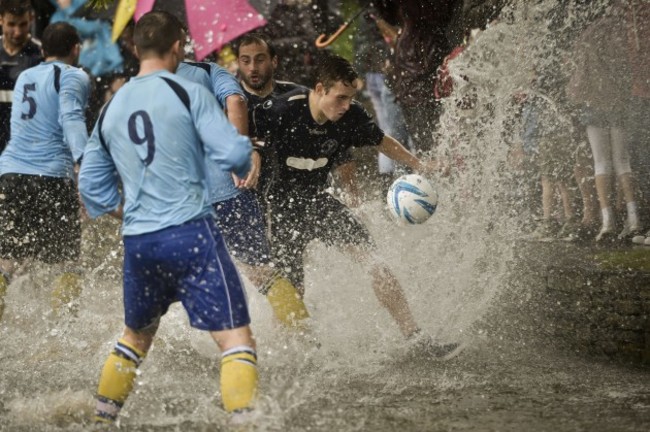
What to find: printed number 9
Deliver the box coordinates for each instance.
[128,110,155,166]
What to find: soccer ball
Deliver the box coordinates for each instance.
[386,174,438,224]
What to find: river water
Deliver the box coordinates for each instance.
[1,0,649,430]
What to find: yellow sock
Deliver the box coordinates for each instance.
[51,272,82,316]
[266,276,309,328]
[95,338,145,423]
[0,272,8,322]
[220,346,258,413]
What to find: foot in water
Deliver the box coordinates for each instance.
[229,408,261,431]
[409,332,464,360]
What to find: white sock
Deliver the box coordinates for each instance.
[626,201,639,228]
[601,207,614,229]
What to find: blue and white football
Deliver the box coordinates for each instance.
[387,174,438,224]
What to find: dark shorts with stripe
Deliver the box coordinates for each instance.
[122,217,250,331]
[0,173,80,263]
[268,191,374,287]
[213,189,271,266]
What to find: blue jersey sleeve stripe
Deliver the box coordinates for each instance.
[160,77,191,113]
[97,99,114,155]
[185,61,211,75]
[53,65,61,94]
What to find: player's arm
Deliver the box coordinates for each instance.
[225,94,249,136]
[59,70,91,163]
[334,160,361,208]
[224,94,262,189]
[210,64,262,188]
[376,135,437,174]
[192,86,252,179]
[78,122,122,219]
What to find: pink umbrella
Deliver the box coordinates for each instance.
[133,0,267,60]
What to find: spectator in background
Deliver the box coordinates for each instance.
[261,0,337,87]
[354,7,411,187]
[0,0,42,154]
[49,0,123,77]
[372,0,506,155]
[625,1,650,245]
[374,0,454,154]
[567,1,642,242]
[520,82,581,242]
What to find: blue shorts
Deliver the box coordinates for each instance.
[122,217,250,331]
[213,190,271,266]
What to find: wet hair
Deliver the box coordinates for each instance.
[133,11,185,57]
[313,52,358,91]
[234,32,276,58]
[0,0,32,16]
[41,22,80,58]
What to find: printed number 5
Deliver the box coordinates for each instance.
[21,83,36,120]
[128,110,155,166]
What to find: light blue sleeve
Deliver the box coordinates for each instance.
[78,121,121,218]
[191,86,252,179]
[60,69,90,162]
[209,63,246,107]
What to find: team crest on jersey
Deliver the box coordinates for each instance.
[320,139,338,155]
[262,100,273,109]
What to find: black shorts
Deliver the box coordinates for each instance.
[268,192,374,287]
[0,173,81,263]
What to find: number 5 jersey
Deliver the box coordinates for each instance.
[0,60,90,178]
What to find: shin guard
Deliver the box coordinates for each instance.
[95,338,145,423]
[265,276,309,327]
[220,346,258,412]
[51,272,82,316]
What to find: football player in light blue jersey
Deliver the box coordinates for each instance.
[176,58,309,329]
[0,21,89,321]
[176,60,253,201]
[78,11,259,424]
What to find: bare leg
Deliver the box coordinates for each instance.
[594,174,616,239]
[541,176,555,220]
[573,159,598,226]
[595,174,614,211]
[557,182,576,221]
[210,325,256,352]
[369,265,420,337]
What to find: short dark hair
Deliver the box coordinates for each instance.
[41,22,80,58]
[134,11,185,57]
[234,32,276,58]
[0,0,32,16]
[314,53,358,91]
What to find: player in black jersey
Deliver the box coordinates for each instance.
[0,0,42,154]
[235,33,313,328]
[236,33,308,142]
[257,52,457,354]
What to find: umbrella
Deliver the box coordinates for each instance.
[110,0,267,60]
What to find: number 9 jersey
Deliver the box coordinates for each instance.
[78,70,252,236]
[0,60,90,179]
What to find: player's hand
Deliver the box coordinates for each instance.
[418,158,452,177]
[232,151,261,189]
[342,191,361,209]
[416,158,439,177]
[242,150,262,189]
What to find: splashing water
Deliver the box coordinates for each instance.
[1,1,649,430]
